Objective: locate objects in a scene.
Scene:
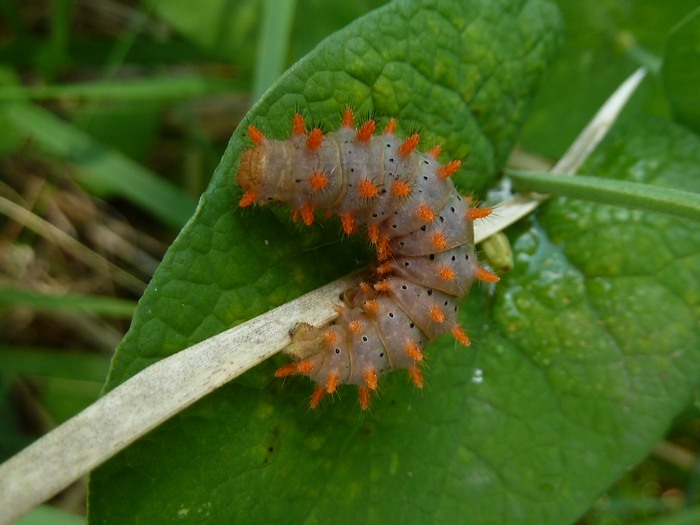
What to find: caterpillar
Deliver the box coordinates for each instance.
[237,108,498,409]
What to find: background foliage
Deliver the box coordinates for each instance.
[1,1,699,524]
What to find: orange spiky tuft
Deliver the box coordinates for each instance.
[359,281,372,293]
[323,329,338,344]
[363,299,379,315]
[292,114,306,136]
[408,365,424,388]
[357,120,376,143]
[452,325,471,347]
[376,262,393,275]
[341,212,356,234]
[342,108,355,128]
[417,203,436,223]
[377,235,391,260]
[437,160,461,180]
[392,180,411,197]
[358,386,371,409]
[364,369,379,390]
[475,266,500,283]
[367,223,380,244]
[405,342,423,362]
[291,209,301,223]
[432,232,448,250]
[275,359,314,378]
[300,203,315,226]
[348,320,362,334]
[374,280,391,293]
[358,179,379,198]
[438,265,456,281]
[467,207,493,220]
[326,373,340,394]
[310,385,326,408]
[430,305,446,323]
[333,305,346,315]
[239,190,257,208]
[383,118,397,135]
[399,133,420,156]
[307,128,323,150]
[248,125,265,146]
[309,171,329,191]
[428,145,442,158]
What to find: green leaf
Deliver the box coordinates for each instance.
[520,0,700,158]
[661,7,700,133]
[88,0,563,523]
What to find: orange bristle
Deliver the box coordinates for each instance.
[376,262,393,275]
[309,171,329,191]
[239,190,256,208]
[374,281,391,292]
[467,207,493,220]
[363,300,379,314]
[248,125,265,146]
[439,266,456,281]
[357,120,376,142]
[307,128,323,150]
[432,232,448,250]
[428,145,442,158]
[323,329,338,344]
[275,359,314,378]
[405,342,423,362]
[367,223,380,244]
[364,369,378,390]
[300,203,315,226]
[417,203,436,223]
[475,266,500,283]
[383,119,397,135]
[399,133,420,156]
[358,386,371,409]
[342,108,355,128]
[310,385,326,408]
[326,373,340,394]
[452,325,471,347]
[341,212,356,234]
[408,365,424,388]
[348,320,362,334]
[392,180,412,197]
[429,305,446,323]
[437,160,461,180]
[358,179,379,198]
[292,114,306,135]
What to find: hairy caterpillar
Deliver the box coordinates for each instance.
[237,108,498,409]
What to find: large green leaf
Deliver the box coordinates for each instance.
[87,0,579,522]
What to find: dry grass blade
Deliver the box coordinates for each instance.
[475,67,646,243]
[0,195,146,294]
[0,68,646,524]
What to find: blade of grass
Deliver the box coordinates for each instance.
[507,170,700,223]
[0,87,197,229]
[475,67,647,243]
[0,287,137,318]
[252,0,297,101]
[0,76,241,102]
